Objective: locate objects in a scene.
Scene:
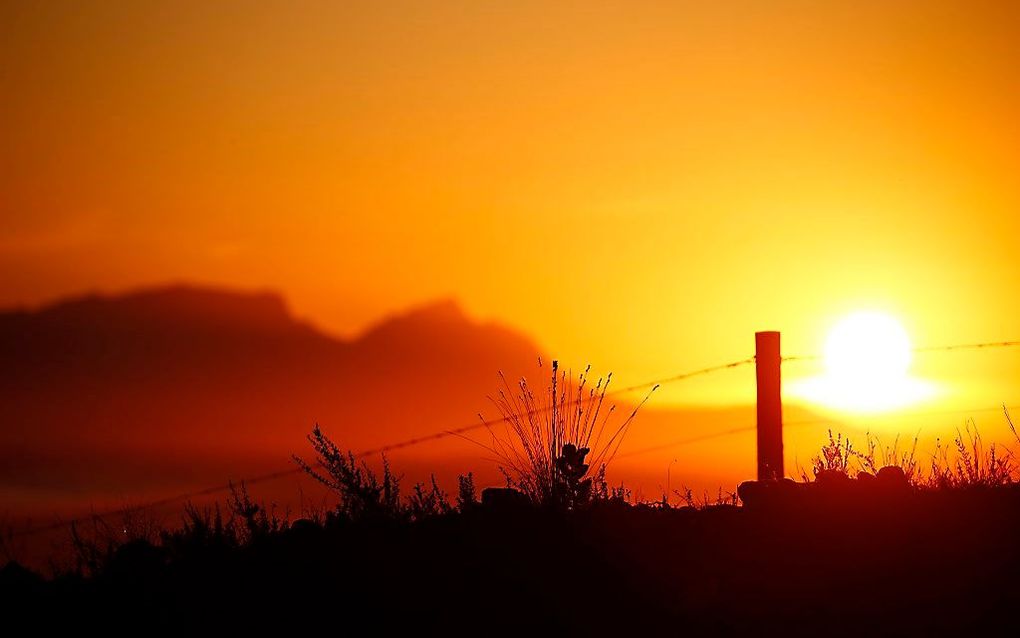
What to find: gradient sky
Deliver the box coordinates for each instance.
[2,1,1018,418]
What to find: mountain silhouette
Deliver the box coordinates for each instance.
[0,285,544,513]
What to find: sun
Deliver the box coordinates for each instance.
[791,311,936,413]
[824,312,911,384]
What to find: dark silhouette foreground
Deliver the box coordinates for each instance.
[5,481,1020,636]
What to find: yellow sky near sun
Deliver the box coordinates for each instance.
[2,1,1018,427]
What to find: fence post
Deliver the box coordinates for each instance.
[755,331,784,480]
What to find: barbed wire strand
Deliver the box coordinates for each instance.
[616,404,1020,459]
[11,357,756,538]
[783,340,1020,362]
[11,339,1019,538]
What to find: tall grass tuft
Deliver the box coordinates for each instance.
[471,360,655,509]
[855,432,921,482]
[811,430,854,479]
[924,420,1015,488]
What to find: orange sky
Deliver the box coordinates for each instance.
[2,1,1018,430]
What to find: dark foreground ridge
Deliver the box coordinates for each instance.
[5,482,1020,636]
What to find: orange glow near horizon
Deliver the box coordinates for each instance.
[2,0,1019,457]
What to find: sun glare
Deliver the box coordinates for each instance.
[792,311,936,413]
[824,312,911,383]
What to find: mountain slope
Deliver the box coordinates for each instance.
[0,285,542,508]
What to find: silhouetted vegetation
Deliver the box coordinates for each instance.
[468,360,655,510]
[5,412,1020,634]
[800,411,1019,490]
[294,425,404,521]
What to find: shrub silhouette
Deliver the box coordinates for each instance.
[456,473,478,512]
[160,502,240,557]
[68,507,162,577]
[294,425,404,521]
[554,442,592,508]
[408,476,453,520]
[227,481,288,541]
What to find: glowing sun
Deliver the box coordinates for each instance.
[824,312,911,384]
[793,311,936,413]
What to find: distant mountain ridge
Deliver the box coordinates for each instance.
[0,284,502,344]
[0,284,546,509]
[0,284,537,377]
[4,285,302,331]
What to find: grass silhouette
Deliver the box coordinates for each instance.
[800,408,1019,490]
[4,409,1020,634]
[464,360,655,509]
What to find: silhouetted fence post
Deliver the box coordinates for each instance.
[755,331,784,480]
